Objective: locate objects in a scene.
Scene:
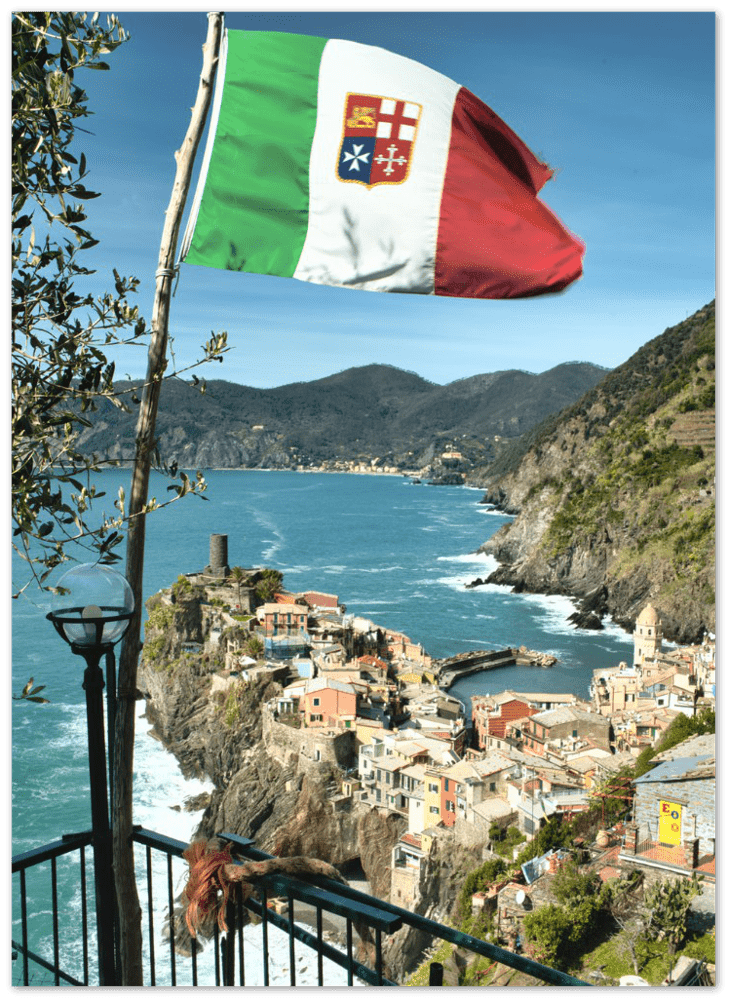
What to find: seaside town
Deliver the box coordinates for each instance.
[154,534,716,983]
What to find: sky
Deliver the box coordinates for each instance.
[72,6,715,389]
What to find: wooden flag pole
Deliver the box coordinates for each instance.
[113,12,224,985]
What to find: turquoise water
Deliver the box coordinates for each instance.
[11,469,634,981]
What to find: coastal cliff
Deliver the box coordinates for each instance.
[137,579,492,980]
[139,646,405,895]
[138,585,417,970]
[472,302,715,643]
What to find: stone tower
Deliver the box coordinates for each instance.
[205,533,230,578]
[634,603,663,666]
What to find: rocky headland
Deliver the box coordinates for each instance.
[136,543,716,983]
[137,577,479,979]
[468,302,715,644]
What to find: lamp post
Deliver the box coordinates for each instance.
[47,563,134,986]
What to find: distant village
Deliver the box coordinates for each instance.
[162,534,715,972]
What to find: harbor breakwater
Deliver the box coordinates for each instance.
[435,647,557,689]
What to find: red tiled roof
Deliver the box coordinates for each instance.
[358,655,388,669]
[598,866,621,882]
[640,843,688,867]
[303,591,339,607]
[401,833,422,848]
[696,856,715,876]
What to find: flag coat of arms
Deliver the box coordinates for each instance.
[181,30,584,298]
[338,95,421,187]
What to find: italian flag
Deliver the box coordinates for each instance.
[181,30,584,298]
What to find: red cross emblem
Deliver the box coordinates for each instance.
[337,93,422,187]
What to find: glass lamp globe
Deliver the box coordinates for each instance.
[49,563,134,649]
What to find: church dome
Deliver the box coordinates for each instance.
[636,603,661,627]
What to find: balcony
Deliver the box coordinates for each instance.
[12,826,590,987]
[619,836,716,881]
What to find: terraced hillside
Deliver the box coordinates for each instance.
[477,301,715,643]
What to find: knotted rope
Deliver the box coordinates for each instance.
[182,838,354,939]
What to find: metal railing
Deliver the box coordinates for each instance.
[12,831,93,986]
[12,827,591,987]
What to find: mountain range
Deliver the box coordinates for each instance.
[77,361,609,471]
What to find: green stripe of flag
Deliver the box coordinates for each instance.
[184,31,327,276]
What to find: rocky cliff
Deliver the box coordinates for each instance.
[137,577,496,981]
[137,582,445,976]
[140,633,405,882]
[472,302,715,643]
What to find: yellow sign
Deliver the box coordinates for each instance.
[658,800,682,845]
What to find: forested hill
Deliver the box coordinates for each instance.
[76,361,607,472]
[477,301,716,643]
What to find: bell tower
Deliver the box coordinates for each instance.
[634,603,663,666]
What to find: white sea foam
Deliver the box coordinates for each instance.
[517,591,627,647]
[357,599,401,605]
[436,570,506,593]
[47,705,91,751]
[437,551,498,569]
[133,704,213,833]
[433,552,502,592]
[359,609,407,618]
[249,510,285,561]
[358,565,404,573]
[129,705,361,986]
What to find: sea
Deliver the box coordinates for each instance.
[11,469,634,986]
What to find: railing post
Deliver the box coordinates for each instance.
[221,895,236,985]
[429,961,444,986]
[81,655,118,984]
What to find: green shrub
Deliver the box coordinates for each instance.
[682,930,715,964]
[223,685,243,728]
[492,825,525,858]
[145,602,178,632]
[457,856,508,919]
[515,818,569,867]
[524,904,574,969]
[644,874,703,955]
[171,574,192,597]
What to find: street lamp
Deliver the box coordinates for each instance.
[46,562,134,986]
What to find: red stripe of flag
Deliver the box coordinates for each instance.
[435,88,584,298]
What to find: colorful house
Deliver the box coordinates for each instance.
[301,677,357,729]
[629,733,715,862]
[261,602,308,637]
[471,692,538,751]
[512,705,611,757]
[424,767,444,827]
